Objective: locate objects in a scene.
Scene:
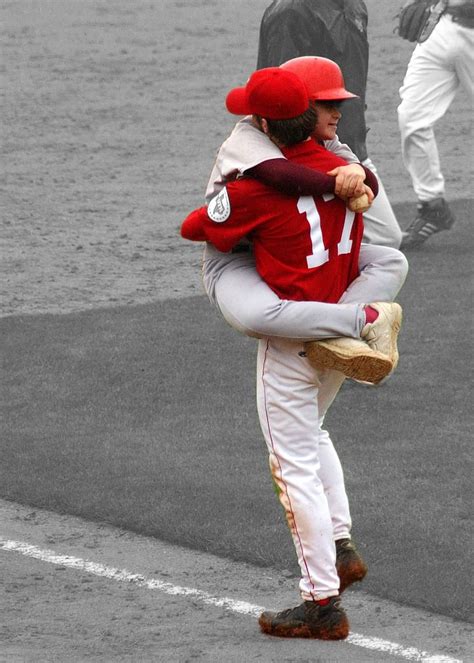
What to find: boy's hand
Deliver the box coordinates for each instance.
[327,164,366,199]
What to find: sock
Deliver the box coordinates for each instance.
[364,305,379,325]
[316,598,332,606]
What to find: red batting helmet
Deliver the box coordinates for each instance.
[280,56,358,101]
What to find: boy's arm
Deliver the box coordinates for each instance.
[180,208,208,242]
[322,136,378,199]
[207,119,377,202]
[323,137,360,164]
[181,185,260,253]
[328,163,379,199]
[181,206,242,253]
[247,158,379,199]
[246,159,336,196]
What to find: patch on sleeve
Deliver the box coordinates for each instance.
[207,187,231,223]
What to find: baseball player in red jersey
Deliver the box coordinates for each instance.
[185,140,365,304]
[199,61,408,383]
[181,67,404,639]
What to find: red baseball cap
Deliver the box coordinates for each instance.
[225,67,309,120]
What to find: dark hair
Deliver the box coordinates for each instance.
[256,104,318,147]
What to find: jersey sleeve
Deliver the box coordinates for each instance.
[323,136,359,164]
[182,184,263,253]
[320,138,379,196]
[205,118,284,201]
[247,159,336,197]
[180,207,208,243]
[362,165,379,197]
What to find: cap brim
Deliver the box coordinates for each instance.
[225,87,251,115]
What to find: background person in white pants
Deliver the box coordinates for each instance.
[397,1,474,248]
[256,0,403,248]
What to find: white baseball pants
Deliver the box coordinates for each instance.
[257,337,347,599]
[202,242,408,341]
[201,242,407,595]
[397,15,474,202]
[362,158,403,248]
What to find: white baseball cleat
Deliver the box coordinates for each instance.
[361,302,403,370]
[304,336,393,385]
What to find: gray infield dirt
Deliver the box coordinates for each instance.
[2,500,473,662]
[1,0,472,315]
[1,0,473,661]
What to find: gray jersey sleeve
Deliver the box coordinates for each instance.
[205,117,284,202]
[323,136,360,164]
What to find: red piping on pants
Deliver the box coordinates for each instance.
[261,339,317,600]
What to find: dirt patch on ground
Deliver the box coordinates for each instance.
[1,0,472,317]
[2,500,472,662]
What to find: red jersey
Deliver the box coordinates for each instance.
[181,140,364,304]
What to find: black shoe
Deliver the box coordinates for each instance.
[336,538,368,592]
[401,198,455,249]
[258,596,349,640]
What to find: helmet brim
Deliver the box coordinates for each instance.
[312,88,358,101]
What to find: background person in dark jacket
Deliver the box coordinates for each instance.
[257,0,403,248]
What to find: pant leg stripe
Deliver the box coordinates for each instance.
[260,339,317,600]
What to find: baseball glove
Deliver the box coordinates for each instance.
[396,0,432,42]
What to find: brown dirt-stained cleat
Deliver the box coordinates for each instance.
[336,538,368,593]
[258,596,349,640]
[304,336,393,384]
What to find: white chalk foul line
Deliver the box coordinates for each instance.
[1,539,462,663]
